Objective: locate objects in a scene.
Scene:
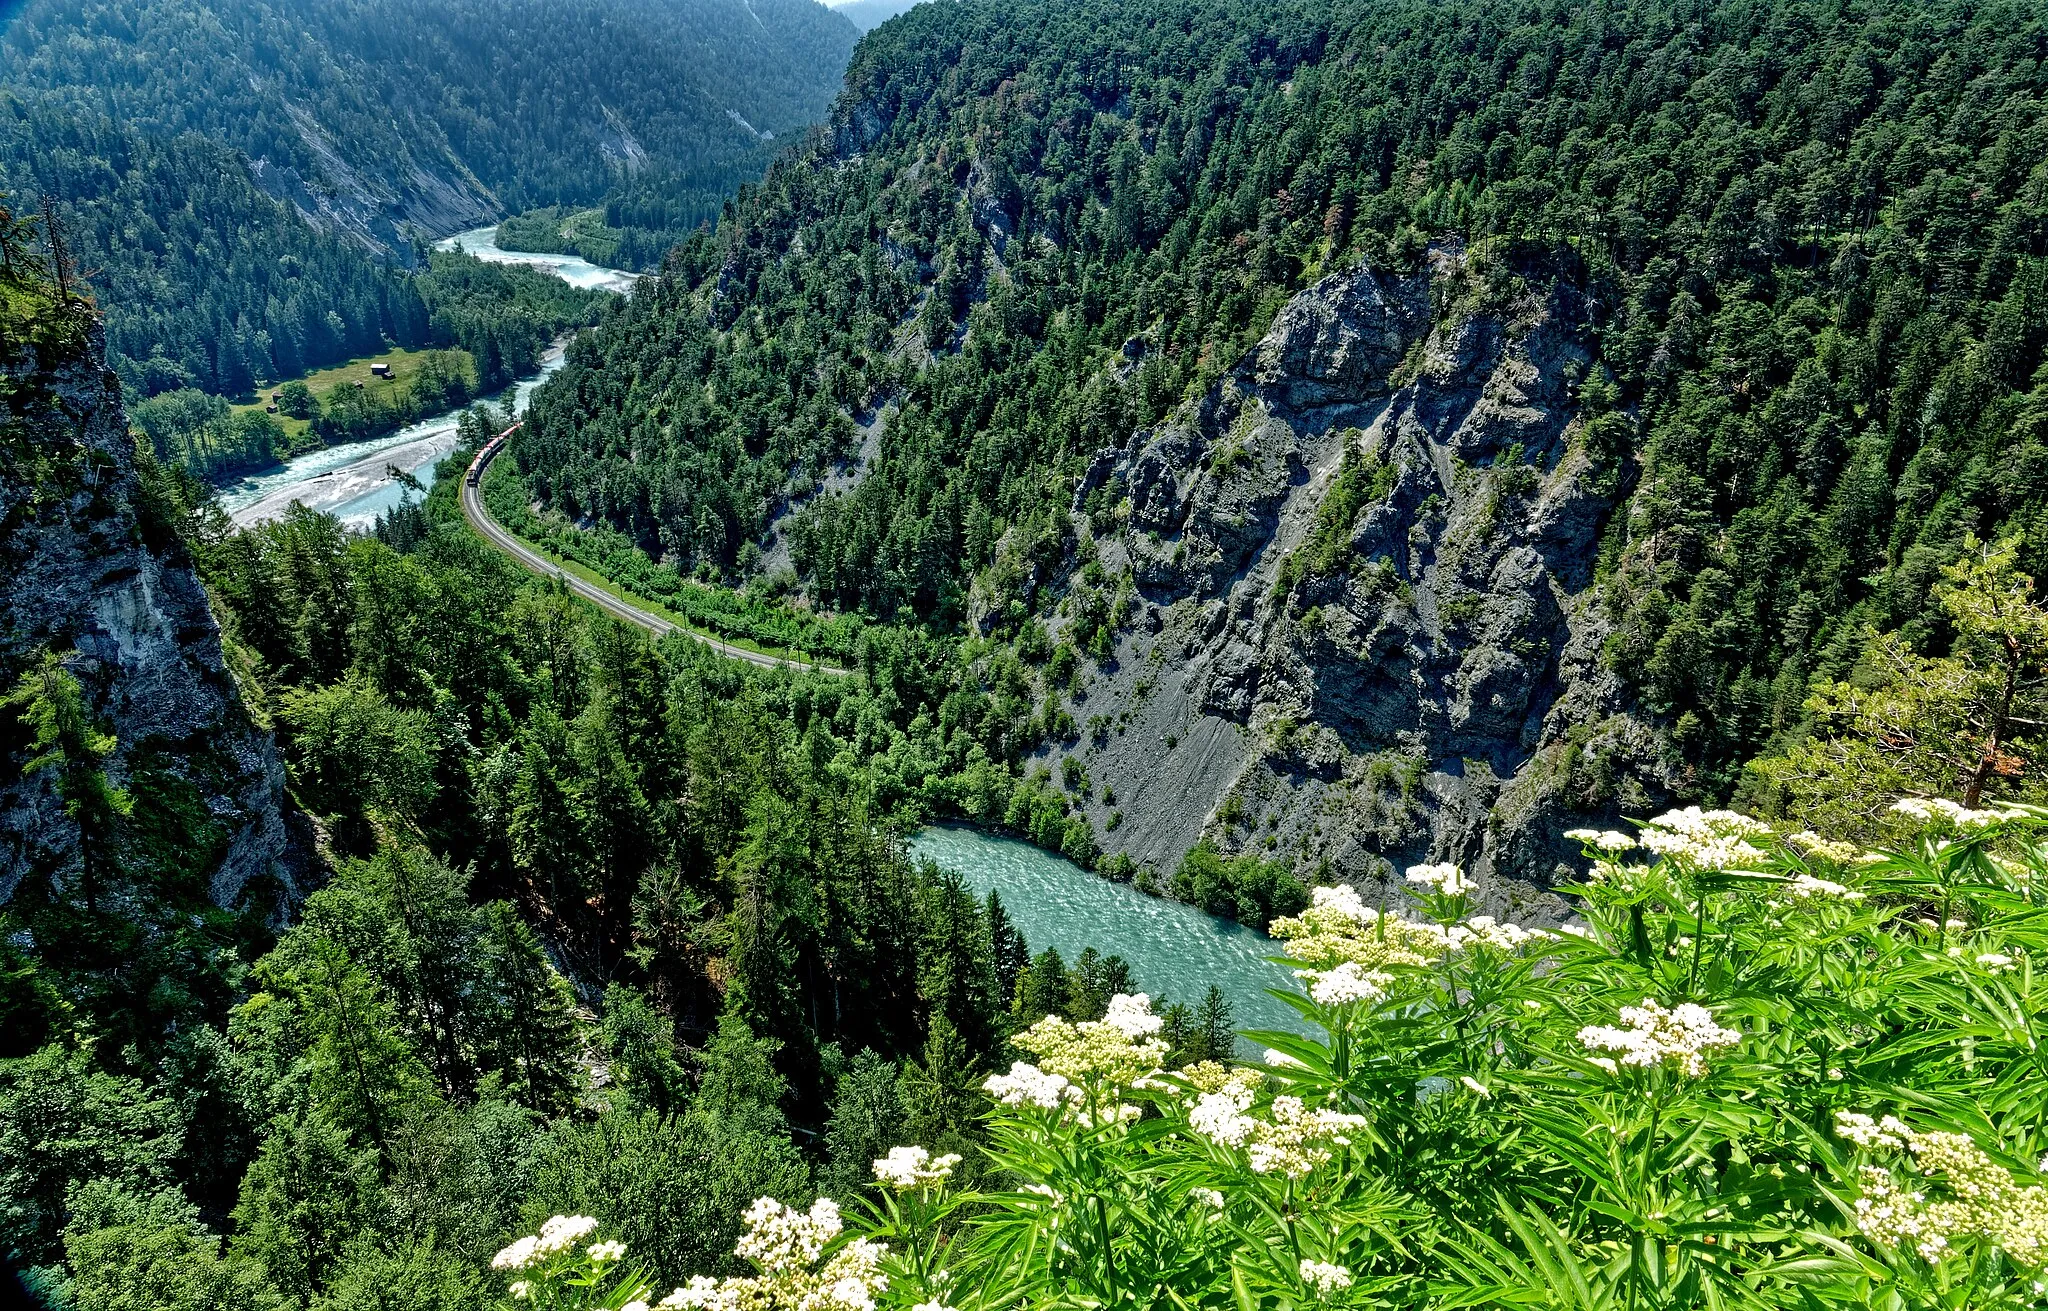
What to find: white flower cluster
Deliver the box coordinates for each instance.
[1564,829,1639,852]
[658,1197,890,1311]
[1272,886,1554,972]
[1577,998,1741,1078]
[736,1198,843,1273]
[1406,862,1472,895]
[984,1060,1082,1109]
[1185,1077,1368,1178]
[1891,797,2019,829]
[1834,1111,1914,1149]
[1190,1187,1225,1209]
[1785,872,1865,901]
[1637,807,1772,870]
[493,1214,601,1271]
[1436,915,1556,952]
[872,1146,962,1191]
[1293,961,1393,1006]
[1102,992,1166,1039]
[1835,1114,2048,1267]
[1010,994,1169,1089]
[1299,1260,1352,1297]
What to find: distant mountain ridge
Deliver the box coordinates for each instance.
[0,0,857,394]
[1,0,859,251]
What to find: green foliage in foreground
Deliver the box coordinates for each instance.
[497,807,2048,1310]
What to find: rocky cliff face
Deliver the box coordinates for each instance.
[1006,248,1681,915]
[0,308,292,910]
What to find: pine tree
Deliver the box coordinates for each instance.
[822,1048,906,1197]
[468,903,582,1116]
[1195,986,1236,1064]
[290,939,433,1162]
[5,654,131,911]
[1012,947,1068,1027]
[985,890,1030,1003]
[601,981,689,1121]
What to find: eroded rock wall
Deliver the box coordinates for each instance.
[1011,249,1680,914]
[1,315,292,910]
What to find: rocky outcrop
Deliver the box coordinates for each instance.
[0,309,293,910]
[1010,248,1681,916]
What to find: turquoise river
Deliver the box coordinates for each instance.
[908,825,1308,1041]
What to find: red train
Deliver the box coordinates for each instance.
[464,420,524,486]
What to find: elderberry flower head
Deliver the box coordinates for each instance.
[1299,1260,1352,1297]
[1577,998,1740,1077]
[1786,872,1865,901]
[1405,862,1471,895]
[983,1060,1082,1109]
[1891,797,2013,829]
[1564,828,1639,852]
[1835,1116,2048,1267]
[1293,960,1393,1006]
[1638,807,1771,870]
[872,1146,962,1191]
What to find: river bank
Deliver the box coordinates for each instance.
[218,341,567,529]
[435,225,643,294]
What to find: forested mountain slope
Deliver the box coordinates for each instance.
[521,0,2048,890]
[0,0,856,394]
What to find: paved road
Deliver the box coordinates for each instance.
[460,447,844,674]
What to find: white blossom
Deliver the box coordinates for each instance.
[735,1197,842,1273]
[1406,862,1472,895]
[1786,872,1865,901]
[659,1277,734,1311]
[1565,828,1639,852]
[1638,807,1770,870]
[1976,952,2017,972]
[1578,998,1740,1077]
[1309,883,1371,924]
[1102,992,1165,1039]
[1188,1087,1257,1147]
[983,1060,1081,1109]
[1891,797,2007,828]
[1835,1111,1914,1150]
[493,1236,540,1271]
[588,1240,627,1262]
[872,1146,962,1191]
[1294,961,1392,1005]
[1299,1260,1352,1297]
[1460,1075,1490,1098]
[1191,1187,1226,1209]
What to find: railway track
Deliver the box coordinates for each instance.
[460,430,844,675]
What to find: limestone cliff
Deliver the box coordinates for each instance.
[0,299,291,910]
[1005,248,1682,915]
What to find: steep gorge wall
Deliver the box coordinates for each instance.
[1010,250,1680,914]
[0,308,292,910]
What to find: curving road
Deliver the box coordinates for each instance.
[460,445,844,675]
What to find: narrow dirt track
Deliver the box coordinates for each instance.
[460,446,844,675]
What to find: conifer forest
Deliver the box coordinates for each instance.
[4,0,2048,1308]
